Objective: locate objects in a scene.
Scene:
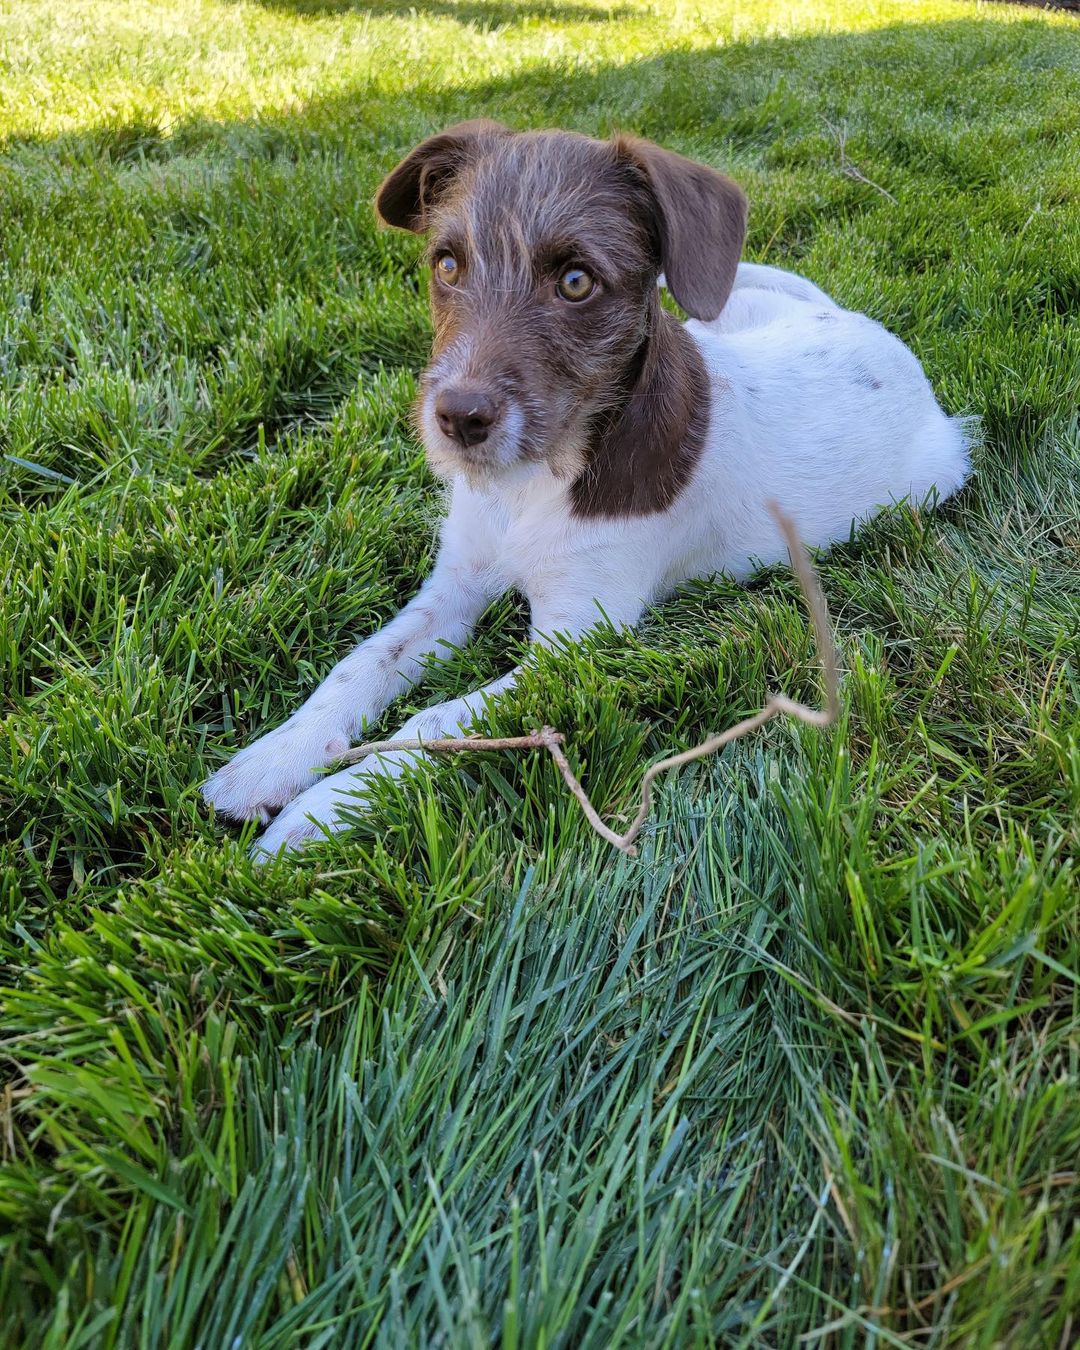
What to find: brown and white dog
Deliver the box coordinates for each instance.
[203,121,969,856]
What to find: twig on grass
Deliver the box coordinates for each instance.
[338,500,840,856]
[338,731,560,760]
[825,120,898,205]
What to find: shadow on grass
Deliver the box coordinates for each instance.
[236,0,638,22]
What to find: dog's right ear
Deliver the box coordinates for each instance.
[376,120,510,233]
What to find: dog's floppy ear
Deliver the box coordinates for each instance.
[376,120,510,233]
[615,136,748,321]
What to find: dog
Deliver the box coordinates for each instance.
[203,121,970,857]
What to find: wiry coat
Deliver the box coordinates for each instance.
[203,124,970,856]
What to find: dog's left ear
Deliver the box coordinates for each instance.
[615,136,748,321]
[376,120,510,233]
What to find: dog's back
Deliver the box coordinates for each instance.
[669,261,971,577]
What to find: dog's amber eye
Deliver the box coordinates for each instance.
[435,253,460,285]
[557,267,595,302]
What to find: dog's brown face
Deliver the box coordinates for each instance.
[376,123,747,486]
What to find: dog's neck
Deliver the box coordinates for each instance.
[569,297,709,519]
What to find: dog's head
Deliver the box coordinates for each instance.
[376,122,747,485]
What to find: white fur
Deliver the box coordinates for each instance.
[203,263,970,856]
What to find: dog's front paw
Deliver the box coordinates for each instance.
[248,770,369,860]
[203,720,350,823]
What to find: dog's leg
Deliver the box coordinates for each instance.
[250,667,519,858]
[203,506,505,822]
[251,575,649,858]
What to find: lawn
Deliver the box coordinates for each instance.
[1,0,1078,1343]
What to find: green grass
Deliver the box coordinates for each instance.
[1,0,1078,1343]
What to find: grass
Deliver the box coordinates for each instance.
[1,0,1078,1342]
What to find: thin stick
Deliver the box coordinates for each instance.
[826,119,898,205]
[601,500,839,854]
[336,730,560,766]
[539,727,629,850]
[332,501,840,856]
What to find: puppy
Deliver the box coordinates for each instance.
[203,122,970,856]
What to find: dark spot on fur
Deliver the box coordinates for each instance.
[852,364,883,390]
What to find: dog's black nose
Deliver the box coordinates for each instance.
[434,388,498,448]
